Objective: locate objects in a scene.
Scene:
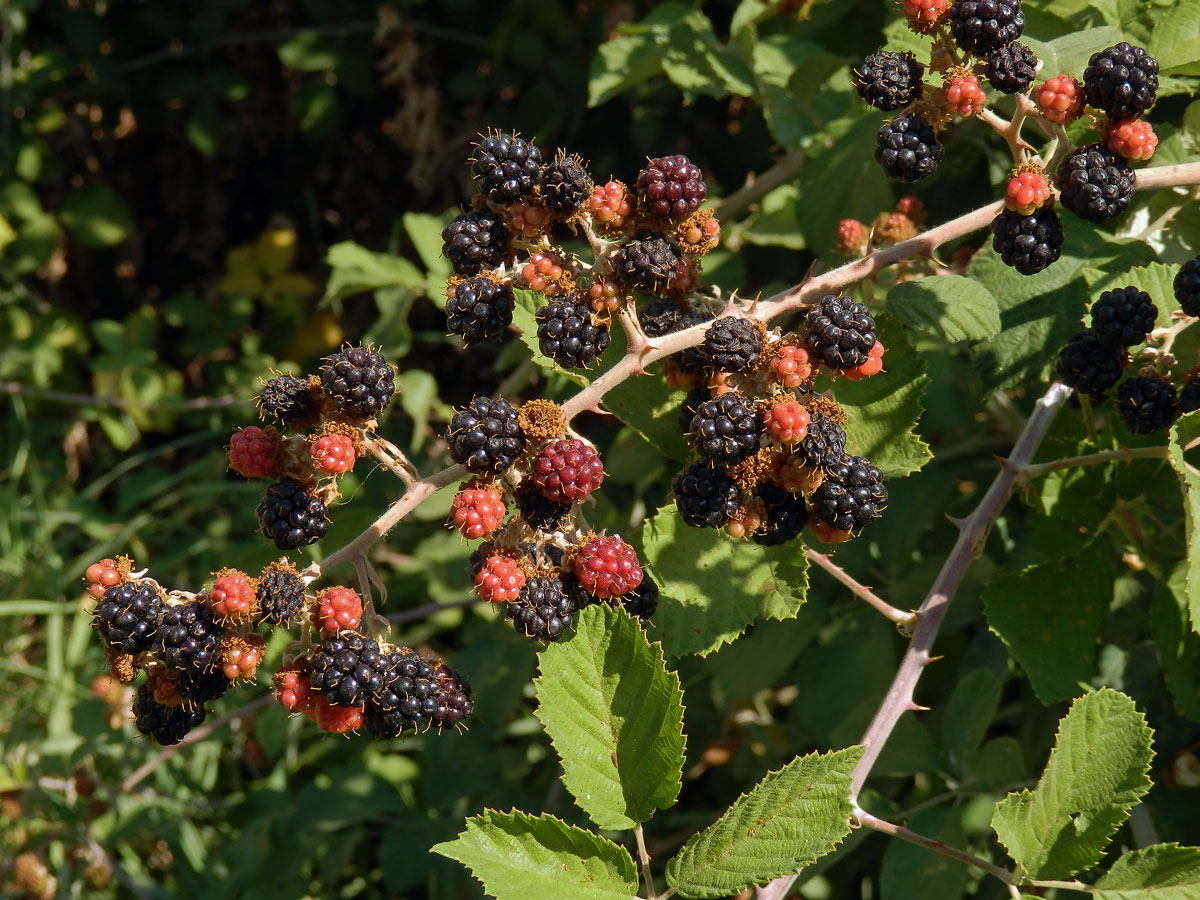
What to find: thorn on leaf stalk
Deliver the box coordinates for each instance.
[945,513,970,531]
[907,701,931,712]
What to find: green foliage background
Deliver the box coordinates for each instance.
[2,0,1199,897]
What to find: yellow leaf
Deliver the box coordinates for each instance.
[0,213,17,252]
[257,226,298,276]
[266,271,319,303]
[285,307,343,361]
[216,269,265,297]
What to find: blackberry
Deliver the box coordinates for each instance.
[535,294,611,369]
[370,651,444,733]
[532,438,605,502]
[1056,330,1126,401]
[176,667,230,705]
[1117,376,1179,434]
[447,396,525,475]
[949,0,1024,55]
[990,206,1064,275]
[700,317,763,374]
[310,632,388,708]
[690,390,762,463]
[805,295,877,369]
[620,578,659,623]
[674,461,742,528]
[795,414,848,473]
[542,152,594,216]
[1180,375,1200,414]
[442,210,509,276]
[257,374,316,425]
[516,484,574,532]
[1057,144,1135,224]
[256,479,329,550]
[1175,255,1200,317]
[469,131,542,203]
[811,456,888,532]
[754,484,808,547]
[854,50,924,111]
[321,343,395,420]
[1090,286,1157,348]
[507,575,576,641]
[132,684,206,746]
[1084,43,1159,120]
[635,155,706,222]
[431,662,473,728]
[678,386,710,435]
[612,233,680,295]
[985,41,1038,94]
[875,114,943,183]
[157,601,224,675]
[446,276,514,345]
[93,582,164,655]
[257,565,306,626]
[640,298,713,373]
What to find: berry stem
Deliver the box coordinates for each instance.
[978,105,1033,164]
[363,435,418,486]
[1018,444,1169,479]
[803,549,917,629]
[853,808,1017,886]
[634,822,657,899]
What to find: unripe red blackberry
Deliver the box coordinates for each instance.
[990,206,1064,276]
[516,484,574,532]
[1106,118,1158,163]
[469,131,543,203]
[532,438,605,502]
[590,181,633,232]
[942,72,987,117]
[574,535,643,598]
[507,574,577,641]
[206,570,256,622]
[228,426,279,479]
[1057,330,1126,401]
[855,50,924,112]
[475,554,525,603]
[1004,168,1051,216]
[520,251,571,296]
[447,396,526,475]
[257,560,306,626]
[1057,144,1135,224]
[764,400,811,444]
[875,114,943,182]
[903,0,951,33]
[805,295,877,369]
[1117,375,1178,434]
[132,684,206,746]
[844,340,886,381]
[93,581,164,655]
[430,659,474,729]
[85,557,124,599]
[542,152,594,217]
[689,390,763,463]
[450,481,508,539]
[257,373,318,426]
[612,233,681,295]
[314,697,364,733]
[674,460,743,529]
[274,662,315,715]
[1176,255,1200,316]
[315,586,363,634]
[795,414,848,473]
[1035,75,1084,124]
[442,209,510,276]
[700,317,763,374]
[309,631,388,708]
[1090,286,1157,348]
[753,484,808,547]
[1083,42,1159,120]
[636,154,706,222]
[811,456,888,533]
[157,601,224,675]
[447,276,514,344]
[769,344,815,388]
[836,219,869,256]
[310,432,356,476]
[320,343,395,421]
[985,41,1038,94]
[256,479,329,549]
[535,294,612,369]
[949,0,1024,55]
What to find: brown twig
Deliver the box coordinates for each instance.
[803,548,916,629]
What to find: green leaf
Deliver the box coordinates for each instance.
[940,668,1003,775]
[278,29,339,71]
[665,746,863,898]
[60,184,133,248]
[403,211,453,281]
[588,4,694,106]
[640,506,808,657]
[186,98,222,158]
[662,8,756,99]
[983,542,1115,703]
[433,809,638,900]
[1151,565,1200,720]
[323,241,425,302]
[885,276,1002,342]
[1025,26,1122,75]
[293,78,339,138]
[751,36,841,148]
[991,689,1154,880]
[1152,0,1200,72]
[534,604,686,830]
[604,376,692,462]
[1096,843,1200,898]
[880,807,968,900]
[1167,414,1200,634]
[837,316,932,478]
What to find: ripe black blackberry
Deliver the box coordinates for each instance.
[635,155,707,222]
[446,276,514,345]
[1117,375,1179,434]
[990,206,1064,275]
[447,396,526,475]
[854,50,924,111]
[372,650,445,733]
[516,484,573,532]
[535,294,611,369]
[1090,286,1157,348]
[132,684,206,746]
[1084,42,1159,120]
[1056,330,1126,401]
[257,374,317,425]
[985,41,1038,94]
[320,343,395,420]
[469,131,542,203]
[949,0,1024,55]
[507,575,576,641]
[640,298,714,373]
[176,667,230,705]
[875,114,943,183]
[620,578,659,624]
[1057,144,1135,224]
[678,386,710,435]
[431,662,473,728]
[157,601,224,675]
[805,295,877,369]
[256,479,329,550]
[673,461,743,528]
[93,582,164,655]
[795,414,848,473]
[1175,255,1200,317]
[542,152,594,216]
[257,565,306,626]
[442,210,509,276]
[753,484,808,547]
[612,233,680,295]
[310,632,388,707]
[689,390,763,463]
[1180,375,1200,414]
[700,317,763,374]
[811,456,888,532]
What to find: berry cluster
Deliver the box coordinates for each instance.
[1057,253,1200,433]
[443,394,657,641]
[231,344,398,550]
